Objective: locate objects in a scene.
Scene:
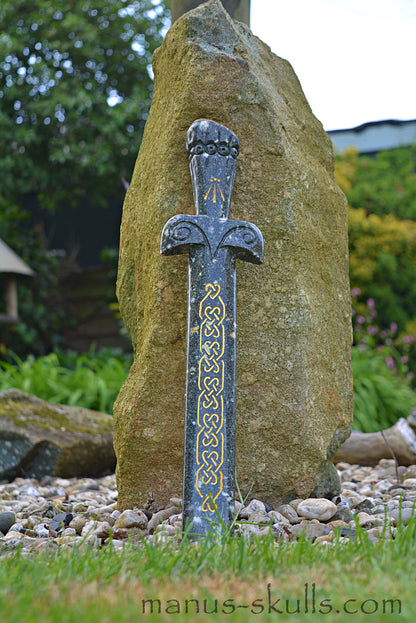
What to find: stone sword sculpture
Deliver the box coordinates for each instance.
[160,119,264,537]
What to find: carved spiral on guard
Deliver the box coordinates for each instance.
[172,225,192,241]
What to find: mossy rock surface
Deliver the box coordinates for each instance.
[114,0,353,511]
[0,389,115,480]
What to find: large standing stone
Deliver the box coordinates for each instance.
[171,0,250,25]
[113,0,353,511]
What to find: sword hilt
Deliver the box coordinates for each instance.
[161,120,263,265]
[186,119,239,219]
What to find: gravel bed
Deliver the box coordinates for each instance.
[1,458,415,556]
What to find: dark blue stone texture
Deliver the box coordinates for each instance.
[161,119,263,537]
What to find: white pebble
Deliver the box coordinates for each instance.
[297,499,337,521]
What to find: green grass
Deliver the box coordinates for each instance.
[0,521,414,622]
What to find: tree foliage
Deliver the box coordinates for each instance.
[336,145,416,220]
[0,0,169,357]
[348,207,416,332]
[0,0,169,210]
[335,145,416,334]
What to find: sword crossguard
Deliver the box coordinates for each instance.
[161,119,264,265]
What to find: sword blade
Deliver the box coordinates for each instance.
[183,245,236,536]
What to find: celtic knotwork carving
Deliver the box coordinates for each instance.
[196,282,225,512]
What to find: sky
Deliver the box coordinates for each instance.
[250,0,416,131]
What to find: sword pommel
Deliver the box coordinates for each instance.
[186,119,239,219]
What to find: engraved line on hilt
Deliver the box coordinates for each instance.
[195,282,225,513]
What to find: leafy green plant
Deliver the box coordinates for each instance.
[350,291,416,431]
[0,348,132,413]
[352,346,416,433]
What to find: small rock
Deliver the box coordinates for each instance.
[50,513,73,533]
[105,539,125,552]
[168,513,183,525]
[236,523,261,538]
[113,509,148,530]
[34,524,49,538]
[55,535,79,546]
[92,521,112,539]
[288,499,303,511]
[340,490,365,508]
[276,504,300,524]
[340,526,356,538]
[245,499,266,515]
[357,512,386,529]
[355,498,377,513]
[72,503,89,513]
[390,507,416,526]
[331,503,353,523]
[290,523,330,540]
[270,523,286,539]
[297,499,337,521]
[81,520,99,537]
[154,524,179,536]
[367,526,394,540]
[327,519,349,531]
[234,501,243,516]
[375,479,393,494]
[111,528,130,540]
[8,523,25,534]
[267,510,290,527]
[335,462,351,471]
[0,511,16,535]
[35,540,59,554]
[339,480,358,490]
[147,507,178,533]
[248,511,272,525]
[0,531,25,544]
[169,497,182,508]
[62,527,77,537]
[95,505,116,516]
[69,516,87,535]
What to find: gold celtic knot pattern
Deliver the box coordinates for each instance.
[196,282,225,512]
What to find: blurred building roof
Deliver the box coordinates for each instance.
[0,238,34,276]
[328,119,416,155]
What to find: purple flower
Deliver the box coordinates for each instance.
[403,335,415,344]
[385,338,392,346]
[390,322,398,333]
[357,316,365,325]
[385,357,395,369]
[367,298,375,308]
[351,288,361,297]
[401,356,409,364]
[367,326,379,335]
